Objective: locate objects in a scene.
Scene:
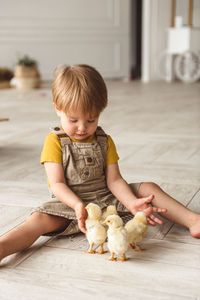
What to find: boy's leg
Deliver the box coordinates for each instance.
[0,212,69,260]
[137,182,200,238]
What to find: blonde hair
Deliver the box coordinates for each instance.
[52,64,108,116]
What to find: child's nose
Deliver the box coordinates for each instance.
[78,122,87,132]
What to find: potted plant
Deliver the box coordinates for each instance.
[14,55,40,89]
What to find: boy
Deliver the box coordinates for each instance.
[0,65,199,262]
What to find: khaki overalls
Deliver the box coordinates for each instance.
[35,126,141,235]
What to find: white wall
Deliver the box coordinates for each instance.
[0,0,131,80]
[142,0,200,81]
[177,0,200,27]
[2,0,199,82]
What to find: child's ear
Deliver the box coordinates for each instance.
[53,103,61,117]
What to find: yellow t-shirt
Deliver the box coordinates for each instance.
[40,132,119,166]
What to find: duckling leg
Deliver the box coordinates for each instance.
[107,252,117,261]
[98,243,107,254]
[130,243,135,249]
[119,253,127,262]
[86,242,96,254]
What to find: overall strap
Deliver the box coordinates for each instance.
[95,126,107,167]
[51,127,71,169]
[51,126,71,145]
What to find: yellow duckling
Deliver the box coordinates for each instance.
[104,214,129,261]
[85,203,107,254]
[125,212,148,251]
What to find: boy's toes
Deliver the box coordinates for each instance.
[189,219,200,238]
[190,227,200,238]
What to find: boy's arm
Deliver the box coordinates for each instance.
[106,162,166,225]
[44,162,87,233]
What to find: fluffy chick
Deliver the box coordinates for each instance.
[101,205,118,231]
[125,212,148,251]
[85,203,107,254]
[102,205,118,221]
[104,215,129,261]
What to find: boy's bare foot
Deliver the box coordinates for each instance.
[0,246,4,262]
[189,215,200,238]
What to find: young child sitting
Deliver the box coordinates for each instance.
[0,64,200,262]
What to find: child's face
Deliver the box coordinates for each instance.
[56,109,99,140]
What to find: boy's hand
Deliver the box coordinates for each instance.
[129,195,167,226]
[74,202,88,234]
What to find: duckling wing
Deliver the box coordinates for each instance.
[125,220,147,244]
[107,228,128,255]
[86,220,107,245]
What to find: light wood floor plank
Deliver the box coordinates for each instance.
[0,268,192,300]
[9,246,200,298]
[0,181,48,207]
[165,190,200,244]
[0,205,31,236]
[0,236,52,268]
[1,81,200,298]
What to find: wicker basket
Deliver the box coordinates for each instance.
[15,65,40,78]
[16,78,40,89]
[14,65,40,89]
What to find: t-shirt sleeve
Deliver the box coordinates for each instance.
[106,135,119,165]
[40,132,119,166]
[40,133,62,164]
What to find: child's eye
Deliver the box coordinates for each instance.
[70,120,77,123]
[88,120,95,123]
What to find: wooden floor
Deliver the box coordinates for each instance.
[0,80,200,299]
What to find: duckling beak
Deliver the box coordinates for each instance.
[103,220,107,225]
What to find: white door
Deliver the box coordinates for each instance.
[1,0,131,79]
